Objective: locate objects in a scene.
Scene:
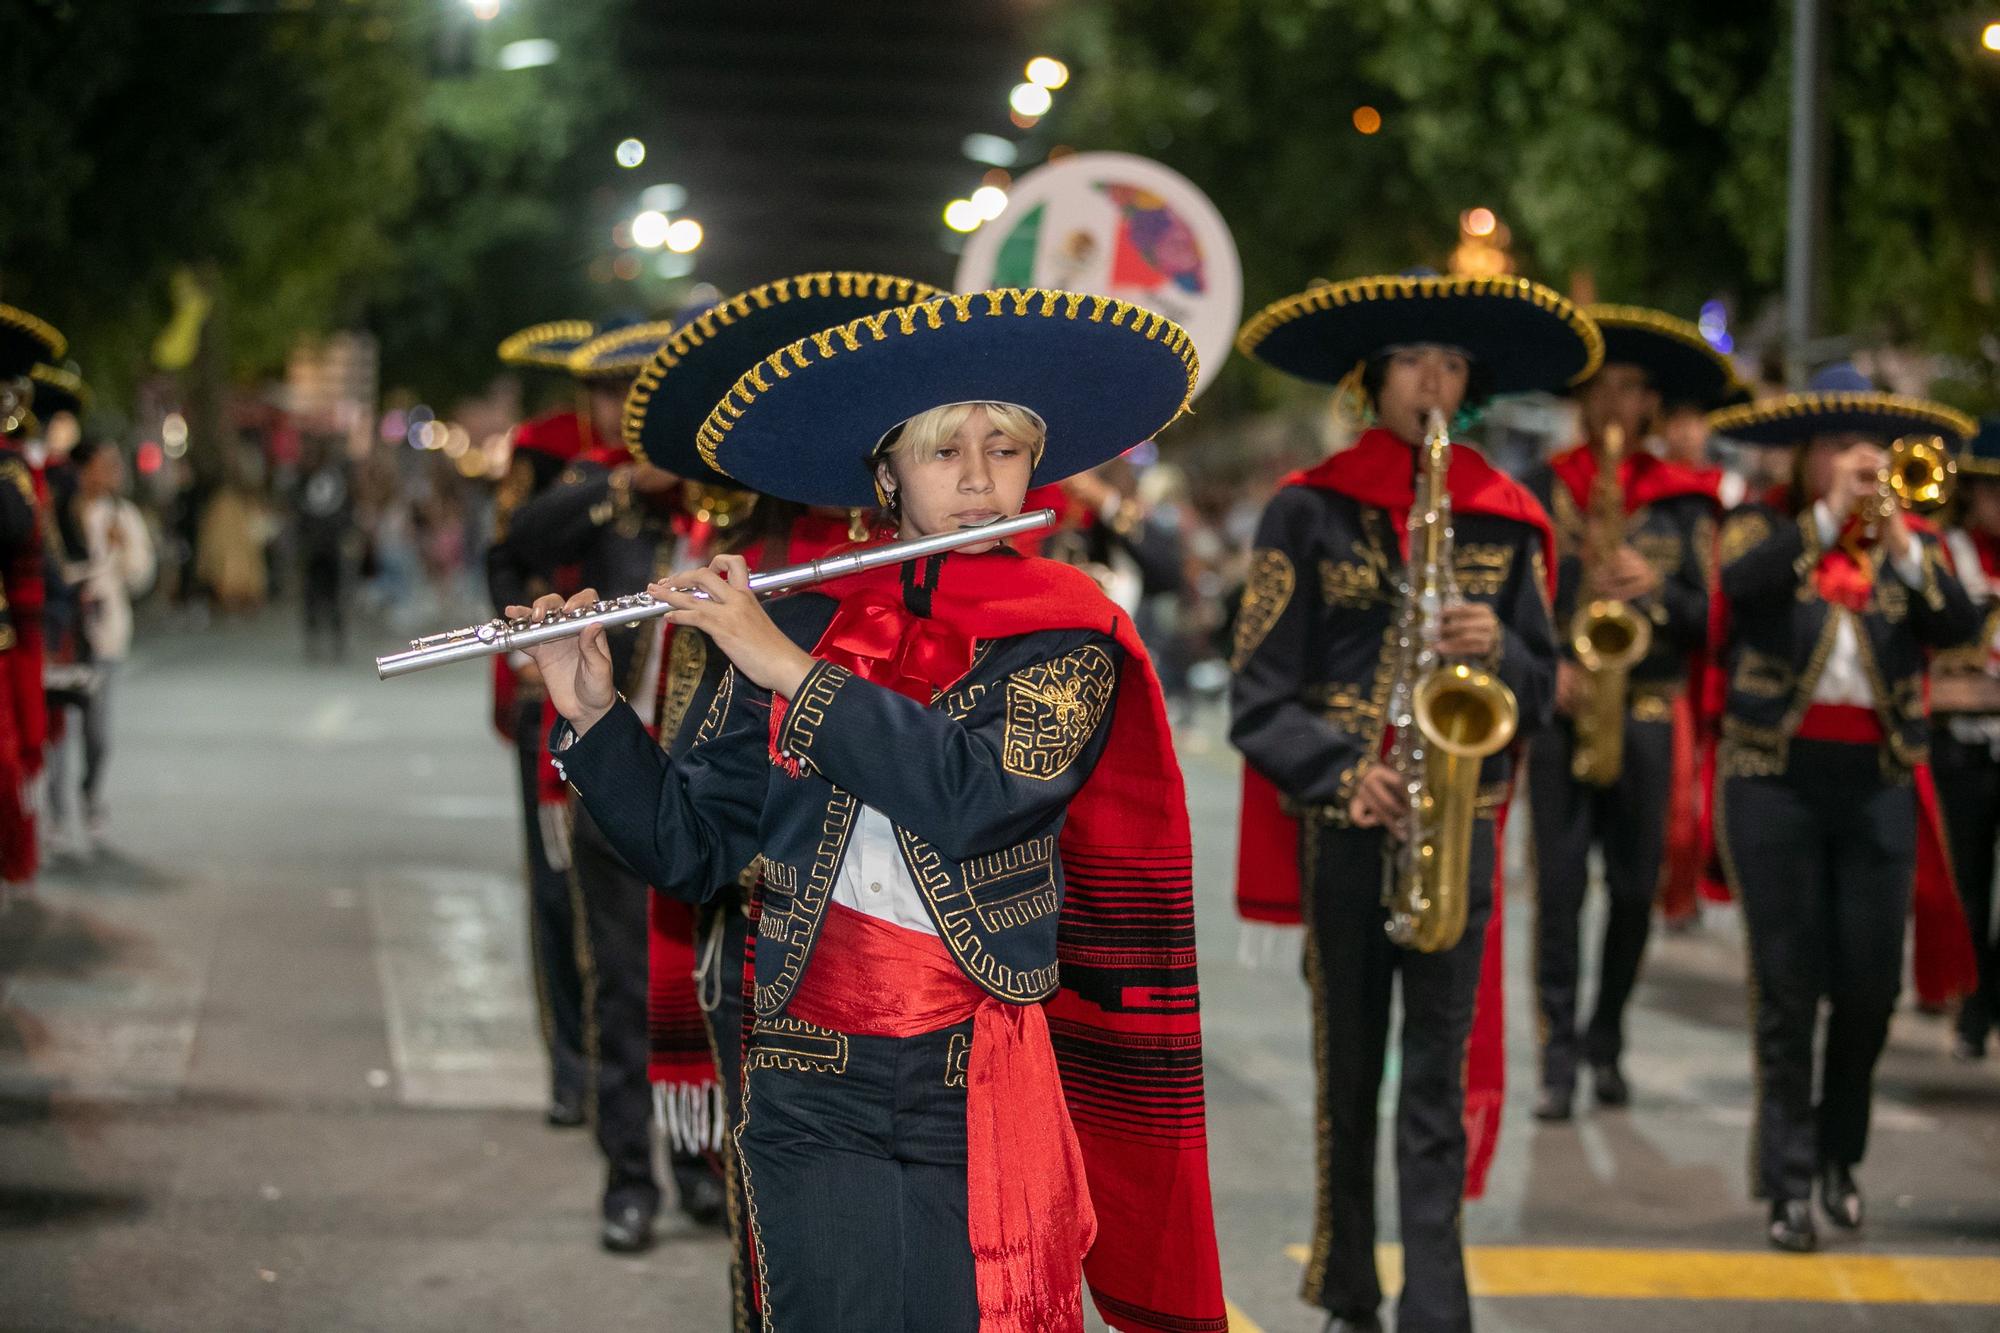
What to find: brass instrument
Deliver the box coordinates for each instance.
[1382,411,1522,953]
[375,509,1055,679]
[1568,424,1653,786]
[683,481,757,530]
[1843,434,1954,558]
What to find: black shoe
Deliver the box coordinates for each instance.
[1321,1316,1383,1333]
[1819,1163,1863,1230]
[1591,1060,1630,1108]
[1951,1033,1987,1062]
[1533,1083,1574,1122]
[600,1200,657,1253]
[1767,1199,1816,1253]
[545,1089,586,1128]
[674,1164,728,1229]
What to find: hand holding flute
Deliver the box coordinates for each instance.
[510,553,815,737]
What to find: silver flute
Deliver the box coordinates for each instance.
[374,509,1056,680]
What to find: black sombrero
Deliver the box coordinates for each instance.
[696,287,1199,509]
[1584,304,1745,410]
[30,364,90,422]
[1,303,66,380]
[1955,417,2000,480]
[623,271,944,487]
[568,320,683,383]
[1236,273,1602,396]
[497,320,598,373]
[1707,364,1976,449]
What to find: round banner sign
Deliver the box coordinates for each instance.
[955,151,1241,397]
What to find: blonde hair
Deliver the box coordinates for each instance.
[874,401,1047,467]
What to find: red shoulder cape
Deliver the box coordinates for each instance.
[1548,441,1722,515]
[1232,427,1554,1199]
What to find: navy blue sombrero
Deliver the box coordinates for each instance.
[496,319,597,373]
[624,271,944,487]
[30,364,90,423]
[1584,304,1745,410]
[1,304,65,381]
[1956,417,2000,481]
[568,319,685,384]
[1237,273,1602,397]
[1707,364,1975,449]
[695,288,1199,509]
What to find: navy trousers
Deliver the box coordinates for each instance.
[738,1014,978,1330]
[511,700,585,1105]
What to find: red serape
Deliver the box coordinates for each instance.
[1231,427,1556,1199]
[771,548,1225,1333]
[791,902,1097,1333]
[1701,492,1977,1003]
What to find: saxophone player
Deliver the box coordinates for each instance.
[1521,306,1738,1121]
[1706,365,1979,1252]
[1230,274,1578,1333]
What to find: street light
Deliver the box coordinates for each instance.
[943,199,982,233]
[497,39,558,70]
[631,210,670,249]
[615,138,646,168]
[665,219,704,253]
[970,185,1009,222]
[1983,21,2000,51]
[1025,56,1070,90]
[465,0,501,20]
[1009,82,1053,118]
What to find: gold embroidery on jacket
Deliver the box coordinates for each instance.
[1453,544,1513,597]
[694,666,736,746]
[1719,511,1772,566]
[656,629,709,745]
[746,1015,849,1075]
[1319,540,1390,608]
[1001,644,1117,780]
[1231,548,1296,669]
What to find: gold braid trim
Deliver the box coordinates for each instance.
[692,287,1203,475]
[28,363,89,412]
[567,320,681,381]
[624,272,947,465]
[1230,548,1296,669]
[0,304,66,362]
[1234,273,1604,386]
[1708,390,1976,444]
[496,319,594,370]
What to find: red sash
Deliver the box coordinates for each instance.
[790,904,1096,1332]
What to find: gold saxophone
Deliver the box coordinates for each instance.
[1568,425,1652,786]
[1382,411,1521,954]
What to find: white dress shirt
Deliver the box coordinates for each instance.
[1809,500,1928,707]
[832,804,938,936]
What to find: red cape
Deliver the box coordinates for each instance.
[1232,427,1556,1199]
[789,548,1225,1333]
[1700,491,1977,1003]
[1548,441,1723,515]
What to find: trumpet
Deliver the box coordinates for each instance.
[375,509,1056,680]
[1842,434,1955,557]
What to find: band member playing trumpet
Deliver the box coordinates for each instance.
[518,289,1223,1331]
[1522,306,1735,1120]
[1230,274,1578,1333]
[1706,365,1979,1253]
[1928,416,2000,1063]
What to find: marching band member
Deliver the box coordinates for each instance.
[1230,274,1579,1333]
[1522,306,1734,1119]
[1930,416,2000,1062]
[521,288,1223,1331]
[1705,366,1979,1252]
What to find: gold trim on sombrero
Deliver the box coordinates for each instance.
[622,271,948,466]
[693,288,1201,476]
[1585,303,1739,378]
[0,304,67,362]
[1708,391,1976,443]
[497,319,595,370]
[30,364,90,412]
[568,321,678,379]
[1957,455,2000,479]
[1234,273,1604,385]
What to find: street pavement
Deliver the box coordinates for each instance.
[1,609,1996,1332]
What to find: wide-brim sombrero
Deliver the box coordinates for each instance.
[1,304,66,381]
[568,320,681,383]
[1236,273,1602,396]
[497,320,598,373]
[696,288,1199,509]
[1959,417,2000,480]
[1585,304,1745,409]
[1708,392,1976,449]
[623,271,944,487]
[30,364,90,422]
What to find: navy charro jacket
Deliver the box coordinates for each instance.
[1227,477,1559,822]
[1715,502,1978,776]
[552,591,1123,1013]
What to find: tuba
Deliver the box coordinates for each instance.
[1568,424,1652,786]
[1381,411,1521,954]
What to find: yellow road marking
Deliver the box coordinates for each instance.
[1278,1243,2000,1304]
[1224,1297,1264,1331]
